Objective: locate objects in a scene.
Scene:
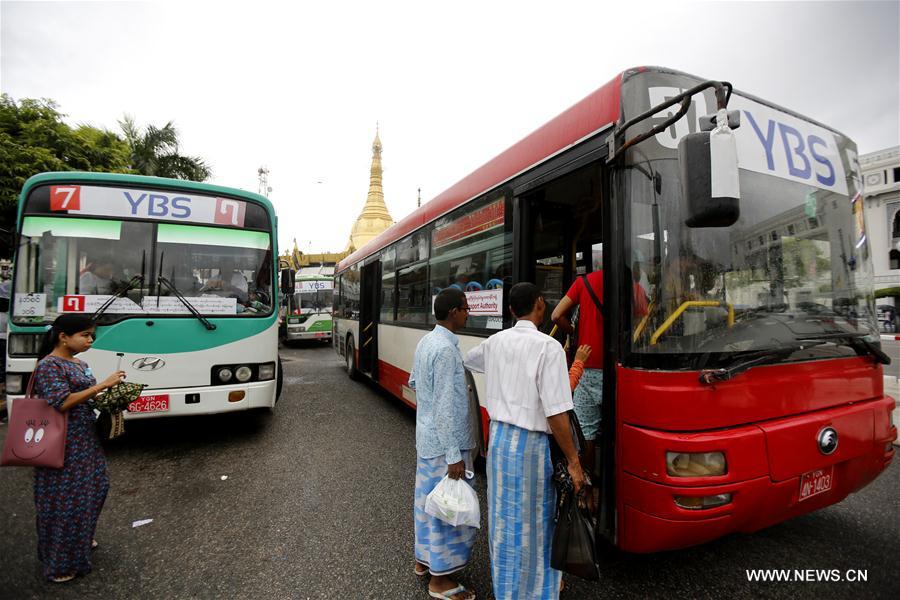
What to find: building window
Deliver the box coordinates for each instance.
[893,167,900,183]
[892,212,900,238]
[890,249,900,270]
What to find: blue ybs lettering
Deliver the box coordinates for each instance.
[170,196,192,218]
[808,135,836,186]
[148,194,169,217]
[744,111,777,170]
[124,191,146,215]
[744,110,836,187]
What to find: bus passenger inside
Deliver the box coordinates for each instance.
[201,259,249,303]
[78,260,115,295]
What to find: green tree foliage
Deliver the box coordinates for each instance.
[119,115,211,181]
[0,94,132,256]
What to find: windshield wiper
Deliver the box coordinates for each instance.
[796,333,891,365]
[699,342,825,385]
[156,252,216,331]
[90,250,146,321]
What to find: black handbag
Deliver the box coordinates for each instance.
[551,487,600,580]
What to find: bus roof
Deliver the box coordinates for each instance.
[339,70,625,271]
[18,171,276,216]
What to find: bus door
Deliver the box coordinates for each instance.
[514,163,604,333]
[358,259,381,378]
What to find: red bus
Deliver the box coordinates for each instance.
[333,66,896,553]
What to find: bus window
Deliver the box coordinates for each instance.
[156,224,273,316]
[342,267,360,319]
[430,197,509,330]
[13,217,153,323]
[396,262,428,324]
[381,271,396,322]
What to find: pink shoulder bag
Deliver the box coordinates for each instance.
[1,366,68,468]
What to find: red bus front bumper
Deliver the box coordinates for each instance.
[617,395,896,553]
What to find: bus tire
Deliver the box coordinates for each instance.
[275,356,284,403]
[346,335,361,381]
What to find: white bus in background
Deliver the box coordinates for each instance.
[283,273,333,343]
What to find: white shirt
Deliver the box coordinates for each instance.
[464,320,573,433]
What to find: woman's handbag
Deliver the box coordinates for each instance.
[1,375,68,468]
[94,381,146,442]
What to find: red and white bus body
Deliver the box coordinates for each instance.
[333,66,896,553]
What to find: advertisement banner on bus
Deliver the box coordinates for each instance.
[295,280,334,293]
[48,185,248,227]
[648,88,849,195]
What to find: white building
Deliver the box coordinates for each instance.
[861,146,900,308]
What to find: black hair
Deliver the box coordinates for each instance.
[434,288,466,321]
[509,282,541,318]
[38,314,96,360]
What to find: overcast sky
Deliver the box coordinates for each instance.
[2,0,898,254]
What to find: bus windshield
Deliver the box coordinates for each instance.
[12,217,274,324]
[628,159,879,368]
[294,289,333,313]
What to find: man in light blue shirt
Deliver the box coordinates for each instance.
[409,287,477,600]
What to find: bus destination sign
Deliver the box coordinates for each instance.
[48,185,247,227]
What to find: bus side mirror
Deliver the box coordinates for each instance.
[280,269,295,293]
[678,115,741,228]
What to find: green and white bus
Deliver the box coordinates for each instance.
[5,172,283,419]
[283,274,333,343]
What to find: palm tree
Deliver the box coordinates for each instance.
[119,115,211,181]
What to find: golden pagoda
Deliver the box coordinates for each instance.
[347,126,394,252]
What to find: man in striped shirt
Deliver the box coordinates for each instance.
[464,282,586,600]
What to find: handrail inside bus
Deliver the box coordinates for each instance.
[650,300,734,345]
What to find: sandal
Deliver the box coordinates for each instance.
[50,574,76,583]
[428,584,475,600]
[414,564,429,577]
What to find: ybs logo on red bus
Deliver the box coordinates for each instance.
[50,186,81,211]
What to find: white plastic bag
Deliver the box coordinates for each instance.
[424,475,480,528]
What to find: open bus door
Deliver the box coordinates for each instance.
[513,160,618,547]
[358,259,381,378]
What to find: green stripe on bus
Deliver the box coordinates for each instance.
[86,317,276,353]
[157,223,270,249]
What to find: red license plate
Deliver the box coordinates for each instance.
[128,394,170,413]
[799,466,833,501]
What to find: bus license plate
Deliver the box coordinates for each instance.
[128,395,170,413]
[799,466,833,501]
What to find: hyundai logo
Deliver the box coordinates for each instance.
[132,356,165,371]
[817,427,839,455]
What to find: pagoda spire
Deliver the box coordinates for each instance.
[348,125,394,251]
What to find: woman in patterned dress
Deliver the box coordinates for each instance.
[31,314,125,583]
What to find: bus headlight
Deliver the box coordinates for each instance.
[674,493,732,510]
[257,362,276,380]
[666,451,727,477]
[6,373,24,394]
[217,367,233,383]
[8,333,43,357]
[235,366,252,382]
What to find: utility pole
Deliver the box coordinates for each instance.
[257,167,271,197]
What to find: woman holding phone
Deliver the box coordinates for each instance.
[30,314,125,583]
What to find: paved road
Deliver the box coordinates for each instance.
[0,344,897,599]
[881,338,899,378]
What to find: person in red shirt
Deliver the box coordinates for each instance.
[551,270,649,478]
